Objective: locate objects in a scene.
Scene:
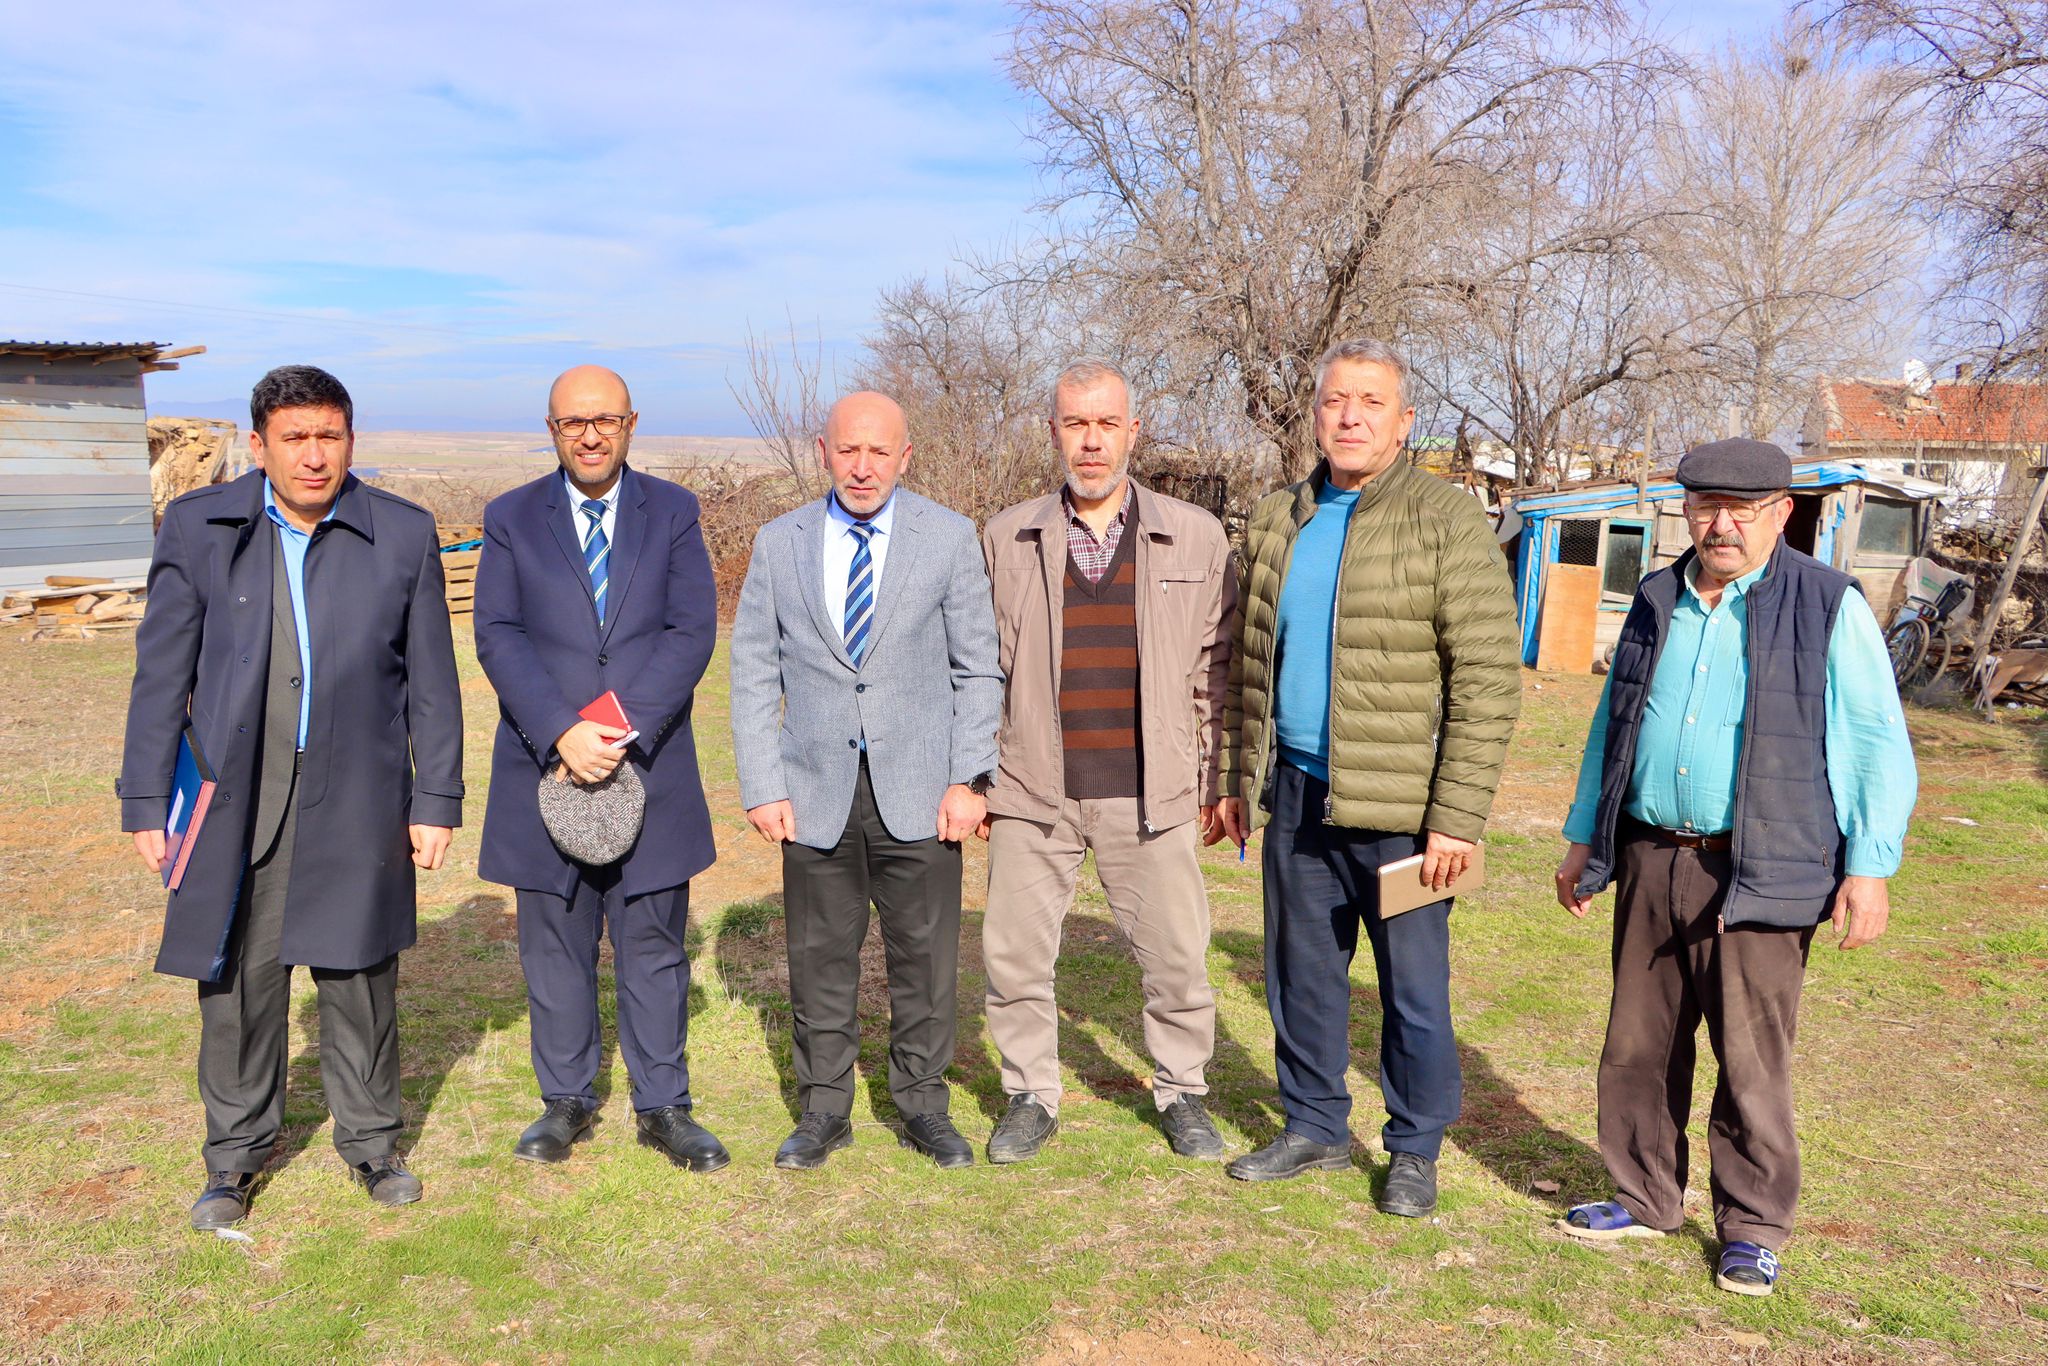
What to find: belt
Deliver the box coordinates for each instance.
[1646,826,1730,852]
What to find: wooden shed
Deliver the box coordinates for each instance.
[1505,459,1945,671]
[0,340,201,589]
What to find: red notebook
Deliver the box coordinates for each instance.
[580,690,632,733]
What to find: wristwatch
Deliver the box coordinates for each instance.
[967,771,995,795]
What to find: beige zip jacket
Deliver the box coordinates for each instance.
[980,481,1238,832]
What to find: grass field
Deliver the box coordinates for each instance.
[2,627,2045,1364]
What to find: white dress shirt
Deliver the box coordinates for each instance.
[822,490,895,633]
[563,468,622,551]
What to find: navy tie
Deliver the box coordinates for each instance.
[581,499,609,625]
[843,521,876,666]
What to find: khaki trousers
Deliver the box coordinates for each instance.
[983,798,1214,1112]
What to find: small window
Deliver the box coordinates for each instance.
[1557,519,1601,566]
[1603,523,1649,598]
[1861,497,1917,557]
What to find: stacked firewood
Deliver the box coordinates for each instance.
[3,576,149,640]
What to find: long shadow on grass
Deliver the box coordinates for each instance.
[267,892,535,1177]
[1211,927,1600,1207]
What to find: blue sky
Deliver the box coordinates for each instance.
[0,1,1786,432]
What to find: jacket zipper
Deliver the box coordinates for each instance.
[1323,516,1346,826]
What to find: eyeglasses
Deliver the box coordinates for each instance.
[1683,495,1784,525]
[551,414,629,438]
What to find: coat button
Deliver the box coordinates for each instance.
[856,683,866,693]
[289,677,301,688]
[217,794,231,805]
[598,653,609,665]
[242,655,251,664]
[239,726,247,733]
[848,739,858,748]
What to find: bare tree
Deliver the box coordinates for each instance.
[1660,25,1923,440]
[1009,0,1660,480]
[1817,0,2048,374]
[727,314,831,500]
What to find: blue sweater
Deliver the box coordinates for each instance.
[1271,483,1359,779]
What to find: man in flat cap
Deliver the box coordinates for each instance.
[1551,437,1917,1298]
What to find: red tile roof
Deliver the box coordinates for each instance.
[1821,378,2048,449]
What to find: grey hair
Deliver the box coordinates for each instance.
[1048,358,1135,421]
[1312,337,1411,409]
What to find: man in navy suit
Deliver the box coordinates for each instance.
[119,365,463,1230]
[473,365,726,1173]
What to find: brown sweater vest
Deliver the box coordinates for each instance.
[1060,530,1141,800]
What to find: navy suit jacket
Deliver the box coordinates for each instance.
[473,466,718,898]
[117,472,465,981]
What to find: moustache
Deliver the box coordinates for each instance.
[1702,533,1746,549]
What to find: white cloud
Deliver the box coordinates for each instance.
[0,0,1040,429]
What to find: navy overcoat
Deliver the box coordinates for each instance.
[472,466,718,899]
[117,472,466,981]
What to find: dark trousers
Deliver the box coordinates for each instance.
[196,763,402,1172]
[1600,827,1817,1248]
[1262,761,1461,1155]
[515,872,693,1114]
[782,760,961,1118]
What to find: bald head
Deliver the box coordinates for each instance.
[549,364,632,417]
[818,390,911,518]
[547,364,636,496]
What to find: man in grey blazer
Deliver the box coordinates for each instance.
[730,390,1002,1171]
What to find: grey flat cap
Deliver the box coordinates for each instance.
[1676,438,1793,496]
[537,761,645,866]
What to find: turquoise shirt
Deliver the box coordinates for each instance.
[1563,558,1917,877]
[262,479,332,752]
[1271,483,1360,780]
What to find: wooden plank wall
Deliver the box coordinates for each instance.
[0,355,155,572]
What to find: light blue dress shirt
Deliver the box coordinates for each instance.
[823,491,896,633]
[563,469,620,551]
[1271,483,1360,780]
[261,479,332,752]
[1563,558,1918,877]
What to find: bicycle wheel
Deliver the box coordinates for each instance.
[1886,617,1931,688]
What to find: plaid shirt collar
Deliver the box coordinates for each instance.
[1062,481,1134,583]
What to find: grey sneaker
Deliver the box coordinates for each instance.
[986,1093,1058,1164]
[1158,1095,1224,1159]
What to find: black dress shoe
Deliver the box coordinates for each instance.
[514,1099,596,1163]
[636,1106,731,1173]
[190,1171,254,1230]
[352,1154,424,1207]
[775,1112,854,1170]
[987,1093,1058,1164]
[1159,1095,1225,1159]
[899,1112,974,1169]
[1224,1131,1351,1182]
[1378,1151,1438,1217]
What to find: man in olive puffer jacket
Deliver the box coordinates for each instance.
[1216,337,1521,1215]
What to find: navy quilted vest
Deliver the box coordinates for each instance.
[1575,540,1857,928]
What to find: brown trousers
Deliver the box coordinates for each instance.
[1599,828,1817,1248]
[983,799,1214,1112]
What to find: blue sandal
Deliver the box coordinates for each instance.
[1716,1241,1780,1296]
[1558,1199,1666,1242]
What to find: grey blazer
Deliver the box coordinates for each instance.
[730,488,1002,849]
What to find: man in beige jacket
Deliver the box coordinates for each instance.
[977,359,1238,1163]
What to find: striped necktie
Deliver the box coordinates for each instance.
[843,520,876,666]
[581,498,609,625]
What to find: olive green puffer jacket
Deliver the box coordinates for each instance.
[1221,459,1522,840]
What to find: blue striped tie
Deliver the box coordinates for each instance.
[843,521,876,666]
[581,499,609,625]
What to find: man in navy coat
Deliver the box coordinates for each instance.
[119,365,464,1230]
[473,365,725,1172]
